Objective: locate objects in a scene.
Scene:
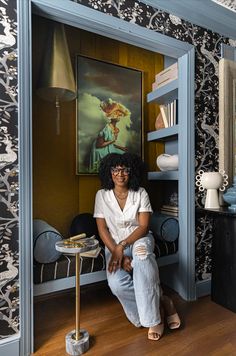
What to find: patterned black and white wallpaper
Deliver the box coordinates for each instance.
[0,0,235,340]
[0,0,18,339]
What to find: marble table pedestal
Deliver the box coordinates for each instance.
[56,236,98,355]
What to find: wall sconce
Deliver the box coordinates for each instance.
[37,22,76,135]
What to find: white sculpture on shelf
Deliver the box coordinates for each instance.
[195,170,228,209]
[156,153,179,171]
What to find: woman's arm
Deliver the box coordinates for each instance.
[96,217,123,273]
[113,143,128,151]
[96,217,116,252]
[97,212,151,273]
[111,212,151,272]
[122,211,151,247]
[96,217,126,273]
[96,135,115,148]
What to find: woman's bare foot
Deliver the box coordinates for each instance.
[161,295,181,330]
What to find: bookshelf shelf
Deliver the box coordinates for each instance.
[147,79,178,105]
[148,171,179,181]
[146,56,195,301]
[147,125,179,142]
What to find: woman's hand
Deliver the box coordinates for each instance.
[108,245,124,273]
[96,136,116,148]
[113,144,128,151]
[122,256,132,272]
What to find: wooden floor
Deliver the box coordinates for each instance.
[33,283,236,356]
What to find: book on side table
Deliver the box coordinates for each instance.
[80,245,101,258]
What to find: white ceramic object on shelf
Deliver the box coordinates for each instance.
[156,153,179,171]
[195,170,228,209]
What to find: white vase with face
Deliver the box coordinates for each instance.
[200,172,223,209]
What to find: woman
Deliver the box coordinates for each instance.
[93,152,180,341]
[89,99,129,173]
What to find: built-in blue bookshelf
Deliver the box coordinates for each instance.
[146,55,195,302]
[147,125,179,142]
[147,79,178,105]
[148,171,179,181]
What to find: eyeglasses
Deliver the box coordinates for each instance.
[111,167,131,176]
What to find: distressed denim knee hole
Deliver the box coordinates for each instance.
[134,243,148,260]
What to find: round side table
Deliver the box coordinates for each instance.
[56,236,99,355]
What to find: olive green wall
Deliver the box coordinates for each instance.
[32,16,164,236]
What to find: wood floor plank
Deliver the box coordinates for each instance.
[33,283,236,356]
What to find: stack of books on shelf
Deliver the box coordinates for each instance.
[160,204,179,217]
[152,62,178,91]
[155,100,178,130]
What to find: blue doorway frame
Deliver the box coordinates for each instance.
[16,0,195,354]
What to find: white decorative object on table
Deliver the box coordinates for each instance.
[196,170,228,209]
[56,234,99,355]
[156,153,179,171]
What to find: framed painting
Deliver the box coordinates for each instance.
[76,55,143,174]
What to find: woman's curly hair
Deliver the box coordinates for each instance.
[98,153,146,191]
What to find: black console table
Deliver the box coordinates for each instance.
[199,208,236,312]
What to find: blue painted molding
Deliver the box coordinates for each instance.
[34,271,107,296]
[18,0,34,354]
[196,279,211,298]
[141,0,236,40]
[30,1,195,303]
[31,0,193,58]
[0,336,20,356]
[147,125,178,141]
[178,48,196,300]
[148,171,179,180]
[153,50,196,300]
[147,79,178,104]
[16,1,196,352]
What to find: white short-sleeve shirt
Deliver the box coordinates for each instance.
[93,187,153,244]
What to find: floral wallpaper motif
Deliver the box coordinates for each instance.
[71,0,235,280]
[0,0,18,338]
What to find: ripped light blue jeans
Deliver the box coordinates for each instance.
[105,233,161,328]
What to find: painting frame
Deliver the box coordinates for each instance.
[76,55,143,175]
[219,58,236,186]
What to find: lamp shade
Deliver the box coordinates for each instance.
[37,22,76,102]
